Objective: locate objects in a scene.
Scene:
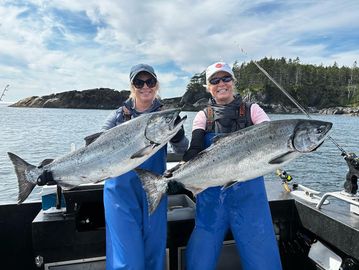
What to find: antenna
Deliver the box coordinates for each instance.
[0,84,10,101]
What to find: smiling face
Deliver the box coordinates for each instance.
[132,72,158,104]
[207,71,235,105]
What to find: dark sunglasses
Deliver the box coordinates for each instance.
[133,78,157,88]
[209,76,233,85]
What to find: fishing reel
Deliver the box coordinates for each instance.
[276,169,293,192]
[343,152,359,170]
[341,152,359,195]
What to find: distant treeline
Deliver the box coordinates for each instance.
[186,57,359,109]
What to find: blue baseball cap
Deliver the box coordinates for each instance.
[129,64,157,82]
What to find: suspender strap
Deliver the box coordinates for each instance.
[238,102,247,129]
[122,106,132,121]
[206,105,214,132]
[239,102,245,117]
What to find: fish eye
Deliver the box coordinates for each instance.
[165,116,172,123]
[317,126,326,133]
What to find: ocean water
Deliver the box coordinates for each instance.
[0,103,358,204]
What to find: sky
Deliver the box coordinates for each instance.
[0,0,358,102]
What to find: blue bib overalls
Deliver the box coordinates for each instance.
[104,148,168,270]
[186,133,282,270]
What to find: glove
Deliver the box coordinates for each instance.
[36,159,56,185]
[37,170,55,186]
[170,116,185,143]
[167,180,186,194]
[170,127,184,143]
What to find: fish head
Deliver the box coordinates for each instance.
[292,120,332,153]
[145,109,187,144]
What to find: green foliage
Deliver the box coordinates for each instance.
[186,57,359,109]
[186,71,206,92]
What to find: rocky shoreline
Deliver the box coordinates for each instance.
[9,88,359,116]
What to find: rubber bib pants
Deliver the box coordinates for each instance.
[104,148,168,270]
[186,133,282,270]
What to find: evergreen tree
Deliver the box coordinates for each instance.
[184,57,359,108]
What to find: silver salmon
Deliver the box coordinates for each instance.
[135,119,332,213]
[8,109,186,203]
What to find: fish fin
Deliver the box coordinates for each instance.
[38,158,54,168]
[221,181,238,190]
[269,151,297,164]
[7,152,37,204]
[211,134,229,144]
[134,168,168,214]
[93,178,105,184]
[130,144,158,159]
[84,131,103,146]
[58,182,77,190]
[211,130,246,144]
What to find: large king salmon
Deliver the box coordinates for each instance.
[8,109,186,203]
[135,119,332,213]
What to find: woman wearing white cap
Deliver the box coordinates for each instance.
[102,64,188,270]
[182,62,282,270]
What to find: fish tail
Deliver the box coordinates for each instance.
[134,168,168,214]
[7,152,37,204]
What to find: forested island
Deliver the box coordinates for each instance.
[10,57,359,115]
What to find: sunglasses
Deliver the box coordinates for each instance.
[133,78,157,89]
[209,76,233,85]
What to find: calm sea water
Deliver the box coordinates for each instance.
[0,103,358,204]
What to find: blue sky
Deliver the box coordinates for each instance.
[0,0,358,102]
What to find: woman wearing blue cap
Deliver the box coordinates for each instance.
[102,64,188,270]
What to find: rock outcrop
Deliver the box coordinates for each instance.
[8,87,359,115]
[10,88,131,109]
[10,88,211,111]
[319,107,359,116]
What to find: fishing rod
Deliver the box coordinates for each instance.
[251,60,347,155]
[0,84,10,102]
[237,51,359,197]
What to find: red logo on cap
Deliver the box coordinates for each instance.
[215,63,223,68]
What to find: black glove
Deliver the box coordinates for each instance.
[167,180,186,194]
[36,159,56,185]
[37,170,55,186]
[170,127,184,143]
[182,129,205,161]
[170,116,185,143]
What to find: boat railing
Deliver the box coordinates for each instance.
[316,191,359,214]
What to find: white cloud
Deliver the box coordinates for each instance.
[0,0,358,102]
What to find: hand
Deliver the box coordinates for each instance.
[167,180,186,194]
[37,170,55,186]
[170,116,185,143]
[170,126,184,143]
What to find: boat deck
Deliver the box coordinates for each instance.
[1,180,359,269]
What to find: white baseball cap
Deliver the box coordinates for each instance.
[205,62,234,84]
